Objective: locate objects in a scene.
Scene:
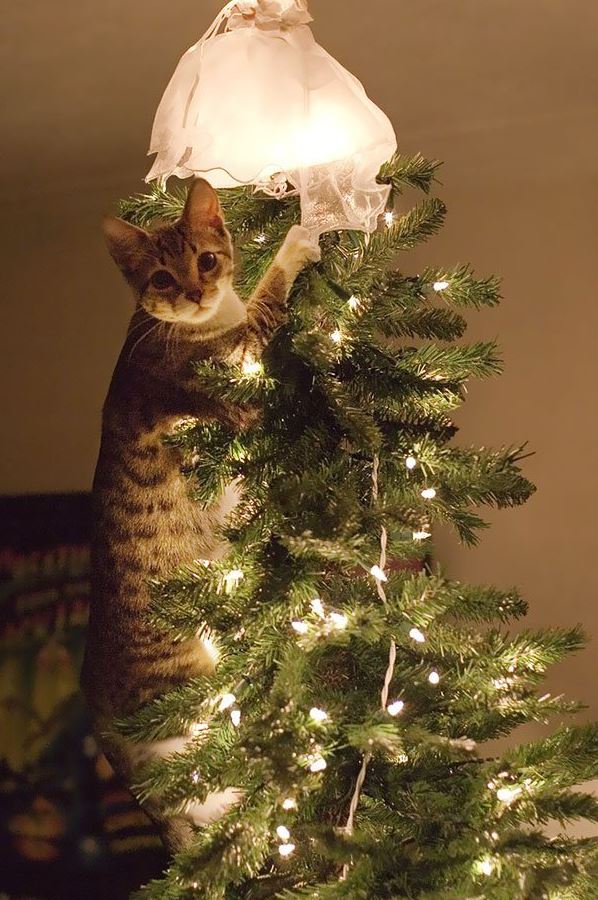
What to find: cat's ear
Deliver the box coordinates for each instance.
[182,178,224,231]
[103,217,150,272]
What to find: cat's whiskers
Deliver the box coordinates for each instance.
[128,319,166,362]
[165,322,180,362]
[127,313,156,340]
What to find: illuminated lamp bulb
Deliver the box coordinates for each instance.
[479,857,495,876]
[276,825,291,841]
[496,785,522,805]
[309,756,327,773]
[242,356,263,376]
[218,693,236,712]
[370,564,387,582]
[433,280,450,292]
[405,455,417,470]
[278,843,296,857]
[330,329,343,344]
[311,598,326,618]
[230,709,241,727]
[413,530,431,541]
[224,569,244,592]
[409,627,426,643]
[384,210,395,227]
[145,0,398,237]
[292,620,309,634]
[428,671,440,685]
[255,232,267,244]
[309,707,328,723]
[329,612,348,629]
[190,722,209,737]
[282,798,297,811]
[387,700,405,716]
[421,487,437,500]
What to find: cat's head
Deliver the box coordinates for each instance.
[103,179,235,326]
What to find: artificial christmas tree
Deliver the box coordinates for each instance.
[97,2,598,897]
[113,155,598,898]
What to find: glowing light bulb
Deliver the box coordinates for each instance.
[370,564,387,582]
[311,598,326,618]
[190,722,209,736]
[278,842,296,857]
[191,770,200,784]
[292,620,309,634]
[242,356,263,376]
[330,329,343,344]
[174,416,199,430]
[387,700,405,716]
[384,210,395,228]
[479,857,495,876]
[413,530,432,541]
[224,569,244,592]
[405,455,417,470]
[276,825,291,841]
[348,295,360,311]
[452,737,476,752]
[409,627,426,643]
[282,798,297,811]
[433,280,450,292]
[421,487,437,500]
[218,693,236,712]
[329,612,348,629]
[496,785,522,805]
[202,635,220,664]
[428,671,440,685]
[309,755,327,773]
[309,707,328,723]
[255,232,267,244]
[230,709,241,727]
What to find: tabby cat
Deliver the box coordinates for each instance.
[80,178,320,851]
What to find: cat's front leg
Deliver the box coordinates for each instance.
[274,224,322,285]
[245,226,320,346]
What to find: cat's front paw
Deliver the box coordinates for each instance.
[282,225,321,266]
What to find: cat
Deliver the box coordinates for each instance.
[80,178,320,852]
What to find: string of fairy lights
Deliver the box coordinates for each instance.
[177,244,537,884]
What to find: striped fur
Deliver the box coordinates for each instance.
[81,179,320,851]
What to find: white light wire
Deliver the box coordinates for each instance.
[341,455,397,880]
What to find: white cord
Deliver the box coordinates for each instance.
[341,455,397,879]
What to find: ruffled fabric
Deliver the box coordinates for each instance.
[146,2,397,235]
[228,0,313,31]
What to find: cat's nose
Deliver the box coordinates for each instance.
[186,288,203,304]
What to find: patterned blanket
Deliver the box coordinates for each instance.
[0,495,167,899]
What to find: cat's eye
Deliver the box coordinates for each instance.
[198,252,217,272]
[150,270,177,290]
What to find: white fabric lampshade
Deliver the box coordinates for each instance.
[146,1,398,236]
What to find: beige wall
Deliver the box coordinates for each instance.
[1,1,597,725]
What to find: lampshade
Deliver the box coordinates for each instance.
[146,0,398,236]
